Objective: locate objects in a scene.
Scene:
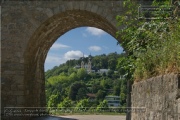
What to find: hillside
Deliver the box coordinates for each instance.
[45,52,127,109]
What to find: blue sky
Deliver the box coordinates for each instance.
[45,27,124,71]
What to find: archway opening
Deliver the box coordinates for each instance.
[44,26,125,112]
[45,26,124,71]
[24,10,122,108]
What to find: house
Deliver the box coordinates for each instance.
[105,96,121,107]
[86,93,96,102]
[97,69,110,75]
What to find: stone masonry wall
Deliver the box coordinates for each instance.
[1,1,124,119]
[131,73,180,120]
[1,0,153,119]
[1,0,123,109]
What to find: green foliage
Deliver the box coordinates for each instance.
[47,74,69,86]
[69,82,87,101]
[75,99,91,111]
[45,52,126,108]
[91,83,102,94]
[116,0,180,81]
[48,94,59,107]
[120,93,126,103]
[113,85,120,96]
[107,70,114,78]
[100,79,112,90]
[108,59,117,70]
[69,72,78,82]
[68,68,77,75]
[96,100,109,111]
[96,90,107,101]
[76,87,88,101]
[117,56,135,81]
[45,64,69,80]
[57,97,73,108]
[77,68,87,80]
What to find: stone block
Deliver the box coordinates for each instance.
[79,1,86,10]
[13,75,24,83]
[13,91,24,95]
[8,23,16,29]
[106,14,114,23]
[20,59,24,63]
[4,71,15,75]
[96,7,103,16]
[11,85,17,90]
[86,2,92,11]
[45,8,53,17]
[17,96,25,105]
[59,5,65,12]
[17,85,24,90]
[91,5,98,13]
[8,96,17,105]
[65,2,73,10]
[102,9,109,19]
[73,1,80,10]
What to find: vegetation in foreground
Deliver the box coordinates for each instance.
[116,0,180,82]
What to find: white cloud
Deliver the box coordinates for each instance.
[64,50,84,60]
[45,54,67,71]
[86,27,105,36]
[89,46,102,52]
[45,54,66,64]
[51,43,70,50]
[45,50,89,71]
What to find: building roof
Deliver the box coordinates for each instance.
[86,93,96,98]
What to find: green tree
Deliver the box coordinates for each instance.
[77,68,87,80]
[68,68,77,75]
[69,72,78,82]
[107,69,114,78]
[100,79,111,90]
[116,0,180,81]
[69,82,87,101]
[120,93,126,104]
[58,97,73,108]
[75,99,90,111]
[47,94,59,107]
[96,100,108,111]
[76,87,87,101]
[91,83,102,94]
[113,85,120,96]
[108,59,117,70]
[96,90,106,101]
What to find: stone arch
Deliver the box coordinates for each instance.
[24,9,121,107]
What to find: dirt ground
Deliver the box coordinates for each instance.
[31,115,126,120]
[61,115,126,120]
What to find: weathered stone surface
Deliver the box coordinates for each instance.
[1,1,153,120]
[18,85,25,90]
[17,96,25,105]
[131,73,180,120]
[13,91,25,95]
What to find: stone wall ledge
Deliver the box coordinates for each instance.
[131,73,180,120]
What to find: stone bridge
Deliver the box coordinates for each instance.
[1,0,153,119]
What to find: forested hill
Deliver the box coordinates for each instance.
[45,52,127,108]
[45,52,125,80]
